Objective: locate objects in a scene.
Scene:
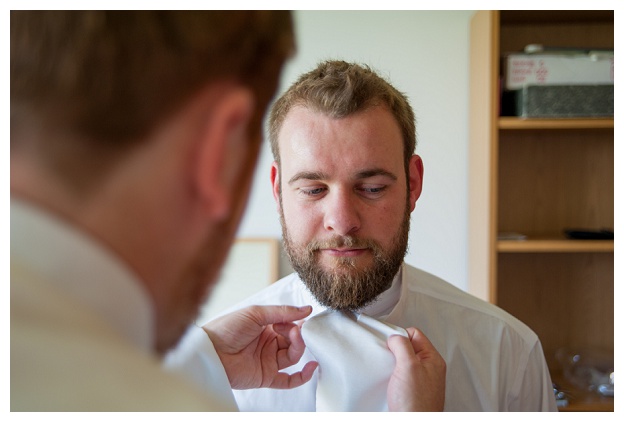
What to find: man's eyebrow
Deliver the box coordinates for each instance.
[288,171,328,185]
[288,169,398,185]
[355,168,398,181]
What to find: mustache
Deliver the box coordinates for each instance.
[306,236,380,252]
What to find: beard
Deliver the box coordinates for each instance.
[280,203,411,312]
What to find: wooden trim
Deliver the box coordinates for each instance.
[234,237,280,283]
[468,10,497,302]
[498,239,614,253]
[499,117,614,130]
[488,10,500,304]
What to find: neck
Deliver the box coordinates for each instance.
[11,138,201,353]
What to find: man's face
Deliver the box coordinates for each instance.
[273,105,422,311]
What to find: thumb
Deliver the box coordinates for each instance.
[387,333,417,362]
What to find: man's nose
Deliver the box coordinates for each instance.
[323,189,361,236]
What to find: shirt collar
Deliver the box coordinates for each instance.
[359,266,403,319]
[10,198,155,353]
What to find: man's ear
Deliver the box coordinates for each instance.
[408,154,424,212]
[196,87,254,220]
[270,161,281,212]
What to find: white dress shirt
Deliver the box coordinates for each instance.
[173,264,557,411]
[10,199,237,411]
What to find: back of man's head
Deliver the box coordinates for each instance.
[11,11,294,193]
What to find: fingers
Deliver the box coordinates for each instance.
[387,332,418,363]
[405,327,436,356]
[261,319,316,389]
[246,305,311,370]
[272,322,296,348]
[267,361,319,389]
[275,325,306,370]
[387,327,446,412]
[271,323,306,370]
[245,304,313,326]
[388,327,438,361]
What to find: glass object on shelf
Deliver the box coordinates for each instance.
[556,347,614,397]
[553,383,571,407]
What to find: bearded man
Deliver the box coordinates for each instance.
[168,60,557,411]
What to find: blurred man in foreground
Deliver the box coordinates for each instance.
[10,10,312,411]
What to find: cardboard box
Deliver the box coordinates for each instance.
[505,84,614,118]
[504,53,614,90]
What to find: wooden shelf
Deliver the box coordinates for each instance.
[559,399,614,412]
[552,371,614,412]
[499,117,614,130]
[498,238,614,253]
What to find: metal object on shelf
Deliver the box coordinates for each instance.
[553,383,571,407]
[556,347,614,398]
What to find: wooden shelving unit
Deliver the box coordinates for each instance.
[469,10,614,412]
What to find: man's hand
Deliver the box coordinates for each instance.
[387,327,446,411]
[203,305,319,390]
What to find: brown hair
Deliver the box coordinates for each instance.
[11,11,294,191]
[268,60,416,170]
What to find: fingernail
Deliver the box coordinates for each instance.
[298,305,312,312]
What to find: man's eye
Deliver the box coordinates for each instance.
[300,187,325,196]
[359,186,387,197]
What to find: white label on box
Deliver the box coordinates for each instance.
[505,54,614,90]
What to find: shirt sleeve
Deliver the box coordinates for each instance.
[509,339,558,411]
[163,324,238,410]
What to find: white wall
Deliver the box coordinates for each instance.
[237,10,474,291]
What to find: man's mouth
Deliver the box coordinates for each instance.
[320,248,368,258]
